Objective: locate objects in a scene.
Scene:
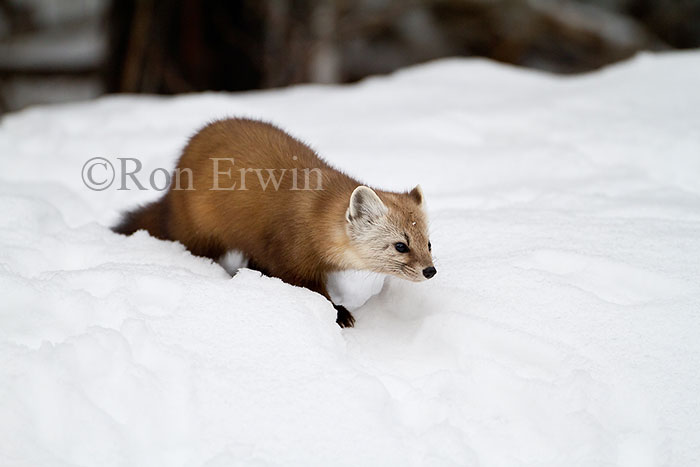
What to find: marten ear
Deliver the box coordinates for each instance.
[409,184,424,207]
[346,186,388,223]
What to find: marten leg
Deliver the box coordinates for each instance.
[247,258,271,276]
[305,280,355,328]
[185,237,226,262]
[252,269,355,328]
[334,305,355,328]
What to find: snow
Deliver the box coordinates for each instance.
[1,51,699,466]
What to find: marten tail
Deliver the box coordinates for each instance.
[112,197,170,240]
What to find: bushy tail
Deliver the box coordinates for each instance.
[112,197,170,240]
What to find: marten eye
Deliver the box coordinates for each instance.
[428,241,432,251]
[395,242,409,253]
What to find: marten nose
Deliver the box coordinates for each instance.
[423,266,436,279]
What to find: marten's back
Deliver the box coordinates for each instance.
[182,119,329,172]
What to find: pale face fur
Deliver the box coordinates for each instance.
[345,185,435,282]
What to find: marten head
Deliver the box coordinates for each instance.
[345,185,436,281]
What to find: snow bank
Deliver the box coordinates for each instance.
[1,51,699,466]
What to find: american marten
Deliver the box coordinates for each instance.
[113,118,436,327]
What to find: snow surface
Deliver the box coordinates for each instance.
[1,51,699,466]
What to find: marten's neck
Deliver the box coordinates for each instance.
[313,176,365,271]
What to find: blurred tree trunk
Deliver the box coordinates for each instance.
[105,0,266,94]
[103,0,692,95]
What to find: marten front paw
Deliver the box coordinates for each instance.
[334,305,355,328]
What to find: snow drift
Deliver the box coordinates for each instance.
[1,51,699,466]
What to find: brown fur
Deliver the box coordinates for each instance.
[113,118,434,327]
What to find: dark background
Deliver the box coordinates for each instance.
[1,0,698,114]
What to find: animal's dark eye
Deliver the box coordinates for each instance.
[395,242,409,253]
[428,241,432,251]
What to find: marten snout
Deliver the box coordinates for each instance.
[422,266,437,279]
